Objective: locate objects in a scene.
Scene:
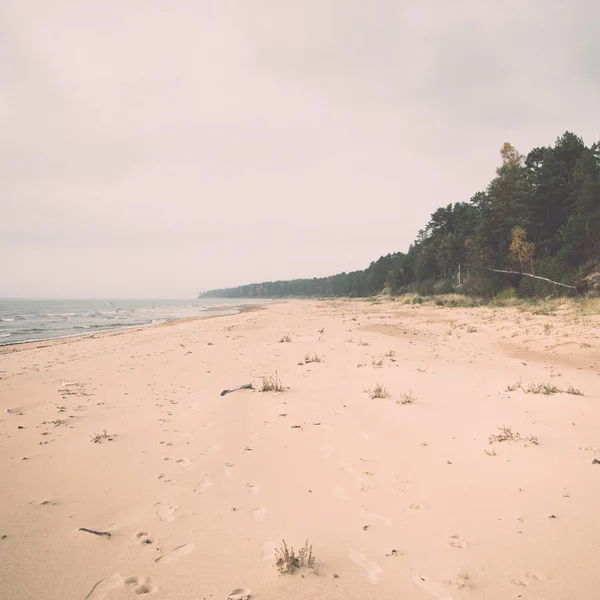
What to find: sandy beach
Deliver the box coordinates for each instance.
[1,298,599,600]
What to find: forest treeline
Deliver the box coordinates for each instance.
[199,132,600,299]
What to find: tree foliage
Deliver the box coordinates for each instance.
[200,132,600,300]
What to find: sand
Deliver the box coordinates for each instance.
[1,299,599,599]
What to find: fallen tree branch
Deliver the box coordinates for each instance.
[462,264,578,292]
[79,527,111,539]
[221,383,254,397]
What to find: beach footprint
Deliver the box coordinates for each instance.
[85,574,123,600]
[155,543,195,564]
[195,480,213,494]
[333,486,351,501]
[339,462,352,473]
[412,573,454,600]
[156,503,178,522]
[448,534,468,549]
[224,463,234,477]
[252,508,267,521]
[247,483,260,495]
[511,571,543,587]
[348,550,382,584]
[125,576,156,595]
[261,539,278,561]
[361,512,392,526]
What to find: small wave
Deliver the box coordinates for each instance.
[73,325,91,329]
[151,319,167,325]
[0,332,11,338]
[0,317,15,322]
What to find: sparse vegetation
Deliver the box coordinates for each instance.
[358,339,370,346]
[489,425,520,443]
[372,358,384,367]
[304,353,322,364]
[484,449,497,456]
[398,390,416,404]
[505,381,584,396]
[278,335,292,343]
[525,382,560,395]
[385,350,396,357]
[566,385,584,396]
[261,371,284,392]
[488,425,538,446]
[275,540,316,575]
[89,430,114,443]
[466,326,477,333]
[365,383,390,399]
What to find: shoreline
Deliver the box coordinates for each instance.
[0,303,264,355]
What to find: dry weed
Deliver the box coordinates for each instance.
[365,383,390,399]
[398,390,416,404]
[261,371,284,392]
[90,430,114,443]
[275,540,316,575]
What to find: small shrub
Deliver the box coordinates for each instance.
[492,287,516,303]
[275,540,316,574]
[304,353,322,364]
[488,425,520,444]
[506,380,583,396]
[505,381,522,392]
[278,335,292,343]
[489,425,538,446]
[261,371,284,392]
[525,383,560,395]
[466,326,477,333]
[90,430,114,443]
[398,390,416,405]
[566,385,583,396]
[365,383,389,399]
[358,339,370,346]
[372,358,384,367]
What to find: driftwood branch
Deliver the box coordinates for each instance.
[79,527,111,539]
[462,264,578,292]
[221,383,254,397]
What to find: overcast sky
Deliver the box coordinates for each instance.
[2,1,599,298]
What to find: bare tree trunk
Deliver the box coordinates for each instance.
[462,264,577,292]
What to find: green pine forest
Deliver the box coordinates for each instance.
[199,132,600,300]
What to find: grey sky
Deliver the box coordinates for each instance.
[2,0,599,298]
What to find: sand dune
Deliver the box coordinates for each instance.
[1,299,599,599]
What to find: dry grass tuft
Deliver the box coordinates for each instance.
[275,540,316,575]
[278,335,292,343]
[358,339,370,346]
[566,385,584,396]
[385,350,396,357]
[466,326,477,333]
[90,429,114,443]
[488,425,538,446]
[304,353,322,364]
[372,358,384,367]
[261,371,284,392]
[397,390,416,405]
[365,383,390,399]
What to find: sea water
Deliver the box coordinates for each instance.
[0,298,257,346]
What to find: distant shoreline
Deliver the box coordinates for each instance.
[0,303,264,354]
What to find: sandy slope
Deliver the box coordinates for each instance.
[1,299,599,600]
